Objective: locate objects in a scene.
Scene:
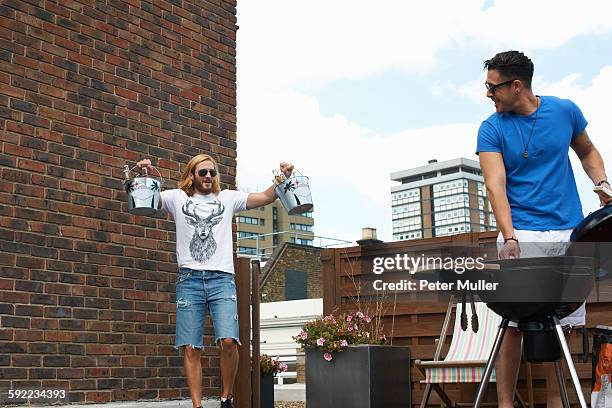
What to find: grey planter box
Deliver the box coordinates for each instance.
[306,344,411,408]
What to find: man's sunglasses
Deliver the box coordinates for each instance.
[197,168,217,177]
[485,79,516,95]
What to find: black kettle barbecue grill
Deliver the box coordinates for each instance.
[469,204,612,408]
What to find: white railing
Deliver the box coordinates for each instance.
[236,230,351,258]
[262,352,303,385]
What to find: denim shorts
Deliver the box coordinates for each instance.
[175,268,240,349]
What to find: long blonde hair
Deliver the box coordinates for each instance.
[178,154,221,196]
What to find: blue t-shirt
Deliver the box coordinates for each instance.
[476,96,587,230]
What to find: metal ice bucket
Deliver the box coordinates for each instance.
[274,168,314,215]
[123,164,163,216]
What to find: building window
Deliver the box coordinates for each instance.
[290,237,313,246]
[237,247,258,255]
[290,223,313,232]
[393,230,422,241]
[391,188,420,206]
[237,216,261,225]
[237,231,264,240]
[432,179,469,197]
[434,223,471,237]
[441,167,460,175]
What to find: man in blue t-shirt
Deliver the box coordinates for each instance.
[476,51,611,407]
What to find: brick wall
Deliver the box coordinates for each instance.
[0,0,237,404]
[260,244,322,303]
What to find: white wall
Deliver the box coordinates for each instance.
[259,298,322,359]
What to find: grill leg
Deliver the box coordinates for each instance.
[473,317,510,408]
[553,316,587,408]
[554,360,571,408]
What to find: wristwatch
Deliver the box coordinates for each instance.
[503,236,519,244]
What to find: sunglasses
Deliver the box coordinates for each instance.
[197,168,217,178]
[485,79,516,95]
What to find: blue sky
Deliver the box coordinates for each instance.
[314,31,612,134]
[235,1,612,243]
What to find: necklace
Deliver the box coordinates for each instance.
[514,97,540,159]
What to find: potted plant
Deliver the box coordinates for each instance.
[260,354,288,408]
[293,311,410,408]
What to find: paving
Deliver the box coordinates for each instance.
[4,384,305,407]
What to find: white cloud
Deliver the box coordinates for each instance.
[430,77,486,103]
[237,0,612,89]
[236,87,480,241]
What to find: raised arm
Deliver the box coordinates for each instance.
[246,162,294,210]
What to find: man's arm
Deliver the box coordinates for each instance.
[571,131,607,182]
[479,152,514,239]
[571,131,611,204]
[246,185,277,210]
[479,152,520,258]
[246,162,294,210]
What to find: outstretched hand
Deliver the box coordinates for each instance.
[280,162,294,178]
[136,159,155,174]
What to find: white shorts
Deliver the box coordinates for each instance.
[496,229,586,328]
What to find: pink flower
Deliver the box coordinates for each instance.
[348,325,353,332]
[323,353,332,361]
[299,330,308,340]
[365,332,370,339]
[340,340,348,347]
[323,315,336,323]
[364,316,372,323]
[346,315,353,322]
[356,311,364,319]
[279,362,288,372]
[316,337,325,346]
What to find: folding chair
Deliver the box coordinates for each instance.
[415,296,533,407]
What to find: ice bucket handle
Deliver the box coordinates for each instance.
[125,164,164,185]
[272,168,304,185]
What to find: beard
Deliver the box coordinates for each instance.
[193,180,213,195]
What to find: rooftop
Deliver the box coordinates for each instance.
[390,157,481,182]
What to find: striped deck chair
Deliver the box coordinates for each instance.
[415,298,532,407]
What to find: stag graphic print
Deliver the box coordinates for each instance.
[182,199,226,263]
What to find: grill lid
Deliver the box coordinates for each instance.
[570,204,612,243]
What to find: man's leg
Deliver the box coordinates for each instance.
[495,329,522,408]
[206,272,241,402]
[219,338,239,398]
[545,362,564,408]
[184,345,203,408]
[175,268,206,408]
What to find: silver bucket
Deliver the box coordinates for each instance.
[123,164,163,216]
[274,169,314,215]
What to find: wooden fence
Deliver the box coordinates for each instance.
[321,231,612,407]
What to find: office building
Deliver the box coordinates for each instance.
[390,158,496,240]
[236,199,314,257]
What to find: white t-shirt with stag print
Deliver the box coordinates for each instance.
[160,189,248,274]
